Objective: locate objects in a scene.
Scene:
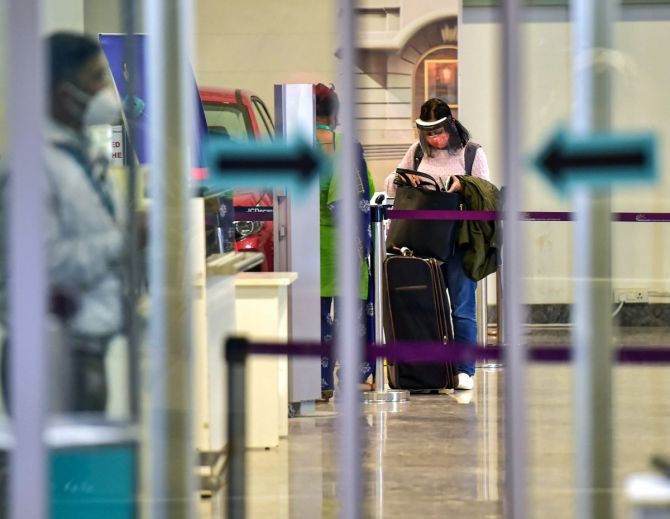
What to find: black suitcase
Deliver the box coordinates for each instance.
[382,255,458,390]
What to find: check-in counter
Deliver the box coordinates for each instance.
[194,185,299,495]
[197,247,295,494]
[196,251,265,490]
[234,272,298,448]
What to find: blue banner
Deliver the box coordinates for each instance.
[99,34,208,167]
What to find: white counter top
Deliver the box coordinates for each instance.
[234,272,298,286]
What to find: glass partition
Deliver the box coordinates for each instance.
[0,0,8,516]
[0,3,145,517]
[3,1,670,518]
[515,3,670,518]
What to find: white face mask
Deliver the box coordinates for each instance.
[65,83,122,127]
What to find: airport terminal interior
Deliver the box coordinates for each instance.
[1,1,670,518]
[200,328,670,518]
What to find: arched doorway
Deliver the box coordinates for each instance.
[356,15,458,177]
[413,45,459,120]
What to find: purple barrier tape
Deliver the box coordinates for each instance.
[230,208,670,223]
[234,207,274,221]
[617,347,670,363]
[387,209,498,221]
[527,347,570,362]
[247,341,331,358]
[526,212,670,222]
[369,343,499,363]
[523,211,572,221]
[245,340,670,365]
[614,213,670,223]
[386,210,670,223]
[245,341,494,363]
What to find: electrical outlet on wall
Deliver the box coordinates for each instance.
[613,289,649,303]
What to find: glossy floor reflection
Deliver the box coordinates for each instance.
[201,327,670,518]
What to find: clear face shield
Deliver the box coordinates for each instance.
[416,116,451,150]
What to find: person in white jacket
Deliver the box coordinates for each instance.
[46,32,126,412]
[1,32,125,412]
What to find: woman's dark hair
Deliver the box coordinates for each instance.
[48,32,102,93]
[418,98,470,157]
[314,83,339,120]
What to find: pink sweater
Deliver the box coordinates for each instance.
[384,142,491,196]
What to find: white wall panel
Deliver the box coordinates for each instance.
[45,0,84,33]
[196,0,337,117]
[461,12,670,304]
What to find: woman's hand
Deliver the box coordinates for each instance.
[447,175,462,193]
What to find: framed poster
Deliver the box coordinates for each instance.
[424,59,458,108]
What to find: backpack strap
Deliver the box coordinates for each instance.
[53,142,117,219]
[412,144,424,171]
[464,141,481,176]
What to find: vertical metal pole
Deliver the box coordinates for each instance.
[374,410,386,519]
[337,0,362,517]
[225,339,247,519]
[373,204,385,394]
[484,271,504,369]
[501,0,527,518]
[122,0,141,422]
[496,267,504,345]
[478,280,488,347]
[363,201,407,404]
[146,0,195,516]
[7,2,46,519]
[571,1,614,517]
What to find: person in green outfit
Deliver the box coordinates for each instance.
[314,83,376,401]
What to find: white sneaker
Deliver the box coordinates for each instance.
[456,372,474,390]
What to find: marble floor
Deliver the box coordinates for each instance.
[202,327,670,518]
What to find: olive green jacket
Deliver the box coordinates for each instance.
[455,175,500,281]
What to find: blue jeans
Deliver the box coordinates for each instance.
[441,249,477,377]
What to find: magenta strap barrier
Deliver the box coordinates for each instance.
[386,210,670,222]
[229,208,670,222]
[243,339,670,364]
[613,213,670,222]
[388,209,497,221]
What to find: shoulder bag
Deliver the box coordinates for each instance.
[386,168,462,261]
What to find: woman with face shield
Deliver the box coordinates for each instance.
[384,98,492,390]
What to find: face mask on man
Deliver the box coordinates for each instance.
[64,83,122,127]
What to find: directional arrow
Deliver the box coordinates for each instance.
[204,138,327,194]
[534,127,657,193]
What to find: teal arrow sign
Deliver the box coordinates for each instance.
[205,138,327,194]
[534,127,658,193]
